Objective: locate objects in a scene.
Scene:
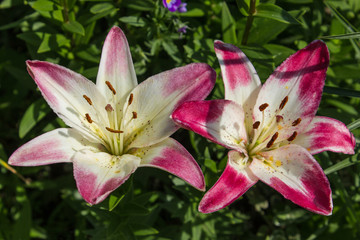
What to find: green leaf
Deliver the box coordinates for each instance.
[19,99,51,138]
[236,0,250,16]
[119,16,146,27]
[180,8,205,17]
[347,118,360,131]
[323,86,360,98]
[118,203,150,216]
[37,33,70,53]
[130,224,159,236]
[108,194,125,211]
[254,3,300,24]
[30,0,54,11]
[90,3,114,14]
[63,20,85,36]
[324,155,360,175]
[321,32,360,40]
[222,2,237,44]
[122,0,154,11]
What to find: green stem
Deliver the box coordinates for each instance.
[241,0,256,45]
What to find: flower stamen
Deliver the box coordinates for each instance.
[132,111,138,119]
[259,103,269,111]
[266,132,279,148]
[287,131,297,141]
[279,96,288,110]
[85,113,93,123]
[128,93,134,105]
[292,118,301,126]
[105,127,123,133]
[253,121,260,129]
[83,95,92,105]
[105,81,116,95]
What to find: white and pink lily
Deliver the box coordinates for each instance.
[172,40,355,215]
[9,26,216,205]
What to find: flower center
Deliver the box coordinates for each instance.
[246,95,299,157]
[81,82,137,156]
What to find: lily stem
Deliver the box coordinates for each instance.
[241,0,257,45]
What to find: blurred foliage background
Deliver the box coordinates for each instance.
[1,0,360,239]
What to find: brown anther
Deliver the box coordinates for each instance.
[292,118,302,126]
[132,111,138,119]
[287,131,297,141]
[105,104,114,112]
[276,115,284,123]
[105,127,123,133]
[253,121,260,129]
[266,132,279,148]
[128,93,134,105]
[259,103,269,112]
[85,113,93,123]
[83,95,92,105]
[105,81,116,95]
[279,96,288,110]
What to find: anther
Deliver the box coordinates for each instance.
[128,93,134,105]
[292,118,301,126]
[276,115,283,123]
[105,127,123,133]
[253,121,260,129]
[83,95,92,105]
[287,131,297,141]
[85,113,93,123]
[279,96,288,110]
[105,104,114,112]
[259,103,269,112]
[105,81,116,95]
[132,111,138,119]
[266,132,279,148]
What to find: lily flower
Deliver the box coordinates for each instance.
[9,26,216,205]
[172,40,355,215]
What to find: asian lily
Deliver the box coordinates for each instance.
[9,26,216,205]
[172,40,355,215]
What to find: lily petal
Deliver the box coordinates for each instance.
[26,60,108,142]
[293,116,355,155]
[96,26,138,105]
[172,100,248,152]
[123,63,216,149]
[249,144,332,215]
[136,138,205,191]
[73,150,141,205]
[214,40,261,131]
[253,40,329,135]
[199,151,258,213]
[9,128,103,166]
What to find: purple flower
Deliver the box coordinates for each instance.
[163,0,187,12]
[178,26,188,34]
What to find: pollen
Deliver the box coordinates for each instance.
[266,132,279,148]
[83,95,92,105]
[105,81,116,95]
[287,131,297,141]
[105,127,123,133]
[259,103,269,111]
[132,111,138,119]
[85,113,93,123]
[275,160,282,167]
[253,121,260,129]
[279,96,288,110]
[128,93,134,105]
[292,118,301,126]
[269,156,274,162]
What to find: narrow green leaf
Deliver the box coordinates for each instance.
[254,3,300,24]
[63,20,85,36]
[180,8,205,17]
[30,0,54,11]
[235,0,250,16]
[347,118,360,131]
[108,194,125,211]
[321,32,360,40]
[90,3,114,14]
[130,224,159,236]
[119,16,146,27]
[19,99,51,138]
[324,155,360,175]
[324,86,360,98]
[222,2,237,44]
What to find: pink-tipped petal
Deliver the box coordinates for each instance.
[96,26,137,104]
[123,63,216,149]
[9,128,102,166]
[137,138,205,191]
[214,40,261,129]
[199,151,258,213]
[293,116,355,155]
[73,151,141,205]
[26,60,107,142]
[249,144,332,215]
[253,40,329,136]
[172,100,248,152]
